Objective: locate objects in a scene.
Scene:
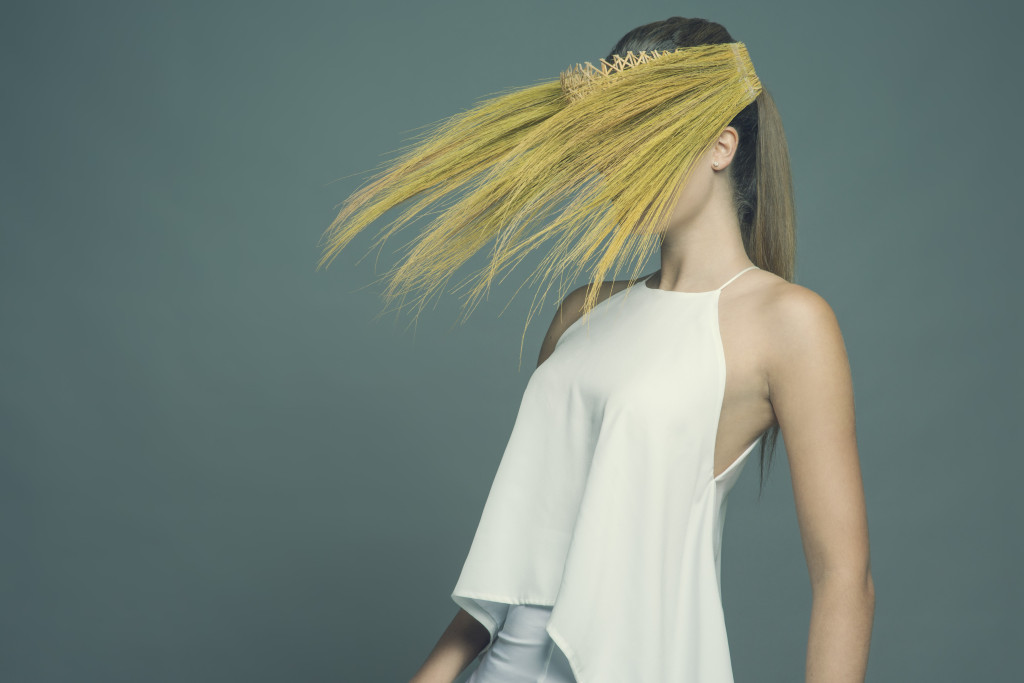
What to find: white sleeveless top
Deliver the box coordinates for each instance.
[452,265,762,683]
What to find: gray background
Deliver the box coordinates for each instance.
[3,1,1021,681]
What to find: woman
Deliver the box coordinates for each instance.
[323,16,874,683]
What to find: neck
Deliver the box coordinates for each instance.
[653,207,752,292]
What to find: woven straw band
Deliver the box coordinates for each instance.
[559,42,759,104]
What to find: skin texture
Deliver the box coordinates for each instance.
[413,128,874,682]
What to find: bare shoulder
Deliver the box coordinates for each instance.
[751,276,849,392]
[760,279,843,348]
[536,276,637,367]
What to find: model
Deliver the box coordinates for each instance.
[321,16,874,683]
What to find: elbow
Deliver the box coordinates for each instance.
[811,565,875,601]
[808,552,873,591]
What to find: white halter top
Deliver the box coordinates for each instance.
[452,265,762,682]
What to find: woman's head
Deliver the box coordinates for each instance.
[604,18,785,275]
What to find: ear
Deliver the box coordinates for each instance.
[711,126,740,170]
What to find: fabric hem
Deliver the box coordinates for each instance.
[545,621,585,683]
[450,592,557,653]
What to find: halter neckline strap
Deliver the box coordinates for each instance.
[641,265,759,295]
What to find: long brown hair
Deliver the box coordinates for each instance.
[608,17,796,493]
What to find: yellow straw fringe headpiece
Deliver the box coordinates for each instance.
[559,46,755,104]
[319,41,762,362]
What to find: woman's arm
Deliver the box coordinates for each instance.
[409,608,491,683]
[766,286,875,682]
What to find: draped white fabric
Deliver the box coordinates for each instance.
[453,267,761,683]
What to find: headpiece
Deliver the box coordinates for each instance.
[319,41,762,356]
